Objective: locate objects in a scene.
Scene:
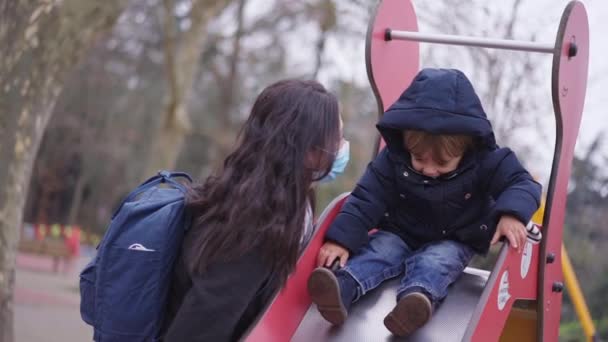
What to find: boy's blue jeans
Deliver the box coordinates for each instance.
[337,230,474,306]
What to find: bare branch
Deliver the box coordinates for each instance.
[161,0,180,123]
[220,0,247,126]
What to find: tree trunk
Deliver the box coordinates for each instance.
[66,171,87,225]
[206,0,247,170]
[311,0,336,79]
[144,0,232,176]
[0,1,127,341]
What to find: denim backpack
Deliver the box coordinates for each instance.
[80,171,192,341]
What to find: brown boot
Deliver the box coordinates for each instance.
[383,292,432,336]
[307,267,348,325]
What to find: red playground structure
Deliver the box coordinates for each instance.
[245,0,590,340]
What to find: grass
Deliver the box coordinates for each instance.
[560,317,608,342]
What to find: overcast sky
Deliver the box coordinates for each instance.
[526,0,607,151]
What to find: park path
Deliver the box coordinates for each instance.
[15,252,93,342]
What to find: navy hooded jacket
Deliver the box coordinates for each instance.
[325,68,542,254]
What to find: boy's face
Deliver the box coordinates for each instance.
[410,150,462,179]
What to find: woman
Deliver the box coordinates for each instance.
[162,79,347,341]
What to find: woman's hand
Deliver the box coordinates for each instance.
[317,241,350,268]
[491,215,527,253]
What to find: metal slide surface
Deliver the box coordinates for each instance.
[291,268,489,341]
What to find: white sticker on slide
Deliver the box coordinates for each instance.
[498,270,511,311]
[521,241,533,279]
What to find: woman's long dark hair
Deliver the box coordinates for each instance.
[185,79,340,287]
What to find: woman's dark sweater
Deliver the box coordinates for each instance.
[162,244,277,341]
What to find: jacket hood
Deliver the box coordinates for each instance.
[377,68,496,154]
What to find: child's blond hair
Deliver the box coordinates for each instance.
[404,130,473,161]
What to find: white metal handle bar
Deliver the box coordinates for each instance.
[386,29,558,54]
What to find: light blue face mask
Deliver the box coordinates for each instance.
[315,140,350,183]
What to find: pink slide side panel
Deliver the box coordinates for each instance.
[464,241,541,341]
[245,195,349,342]
[540,1,589,341]
[367,0,419,112]
[365,0,420,154]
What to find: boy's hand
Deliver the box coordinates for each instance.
[317,241,350,268]
[491,215,527,253]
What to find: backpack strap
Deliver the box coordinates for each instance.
[158,171,194,232]
[112,171,192,219]
[158,170,192,191]
[158,170,193,182]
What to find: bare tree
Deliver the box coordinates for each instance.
[414,0,551,161]
[203,0,249,168]
[144,0,232,176]
[311,0,337,79]
[200,0,340,171]
[0,1,127,340]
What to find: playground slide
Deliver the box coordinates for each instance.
[290,267,489,341]
[245,194,495,342]
[246,1,589,340]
